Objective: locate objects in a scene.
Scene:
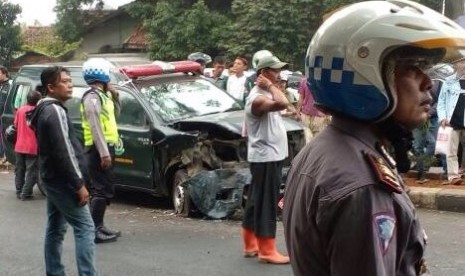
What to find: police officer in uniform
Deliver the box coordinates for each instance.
[81,58,121,243]
[283,1,465,275]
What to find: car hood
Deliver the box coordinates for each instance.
[173,110,304,136]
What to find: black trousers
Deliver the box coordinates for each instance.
[86,145,115,200]
[242,161,283,238]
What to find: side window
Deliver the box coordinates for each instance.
[13,84,31,110]
[118,90,148,128]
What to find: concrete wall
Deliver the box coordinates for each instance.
[75,13,139,59]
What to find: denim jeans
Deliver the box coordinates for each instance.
[412,116,446,177]
[15,153,38,197]
[44,183,97,276]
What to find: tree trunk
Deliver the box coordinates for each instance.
[445,0,465,20]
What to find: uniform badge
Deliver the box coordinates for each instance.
[374,213,396,255]
[365,152,403,193]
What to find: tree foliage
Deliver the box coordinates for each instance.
[224,0,364,70]
[55,0,104,42]
[128,0,231,60]
[23,30,81,58]
[0,0,22,66]
[60,0,458,71]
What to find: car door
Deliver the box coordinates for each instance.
[113,89,154,190]
[2,82,33,163]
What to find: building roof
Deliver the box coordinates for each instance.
[124,25,148,50]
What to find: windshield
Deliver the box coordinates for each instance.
[137,78,242,122]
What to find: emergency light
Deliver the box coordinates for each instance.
[119,60,201,79]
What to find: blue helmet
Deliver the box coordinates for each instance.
[306,0,465,122]
[82,58,112,84]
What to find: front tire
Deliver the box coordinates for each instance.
[172,169,194,217]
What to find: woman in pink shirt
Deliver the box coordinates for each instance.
[296,78,331,143]
[14,90,41,200]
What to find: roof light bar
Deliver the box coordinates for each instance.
[119,60,201,78]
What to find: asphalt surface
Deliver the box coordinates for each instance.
[1,170,464,276]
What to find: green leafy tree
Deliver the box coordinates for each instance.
[130,0,231,60]
[224,0,363,70]
[0,0,22,66]
[23,29,81,58]
[55,0,104,42]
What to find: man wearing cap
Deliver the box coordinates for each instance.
[241,55,290,264]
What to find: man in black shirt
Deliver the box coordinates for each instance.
[0,65,10,164]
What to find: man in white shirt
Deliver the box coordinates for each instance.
[241,55,290,264]
[227,56,248,103]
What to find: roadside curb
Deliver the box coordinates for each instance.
[408,186,465,213]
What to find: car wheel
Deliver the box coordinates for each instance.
[172,169,193,217]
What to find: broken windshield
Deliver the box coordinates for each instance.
[138,78,242,122]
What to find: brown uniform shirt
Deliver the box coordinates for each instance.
[283,117,428,276]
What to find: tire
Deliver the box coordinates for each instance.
[172,169,194,217]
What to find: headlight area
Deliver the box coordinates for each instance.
[211,137,248,163]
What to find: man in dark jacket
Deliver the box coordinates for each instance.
[0,65,10,164]
[283,1,464,276]
[29,66,97,276]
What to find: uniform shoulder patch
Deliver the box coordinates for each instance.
[364,152,402,193]
[373,213,396,255]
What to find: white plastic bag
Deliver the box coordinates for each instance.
[435,126,453,156]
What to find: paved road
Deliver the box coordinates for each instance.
[0,171,464,275]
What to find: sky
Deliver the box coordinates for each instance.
[9,0,134,26]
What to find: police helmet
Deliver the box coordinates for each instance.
[82,58,112,85]
[306,0,465,122]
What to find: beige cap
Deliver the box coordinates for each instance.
[256,56,288,71]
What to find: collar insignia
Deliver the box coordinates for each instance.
[365,152,402,193]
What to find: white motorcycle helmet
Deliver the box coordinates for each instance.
[252,50,273,70]
[306,0,465,122]
[83,58,113,85]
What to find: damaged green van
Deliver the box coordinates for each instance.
[1,59,305,218]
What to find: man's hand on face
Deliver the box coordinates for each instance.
[107,83,119,101]
[101,156,112,170]
[256,74,273,90]
[77,186,90,206]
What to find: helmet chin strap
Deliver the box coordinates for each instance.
[377,117,413,173]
